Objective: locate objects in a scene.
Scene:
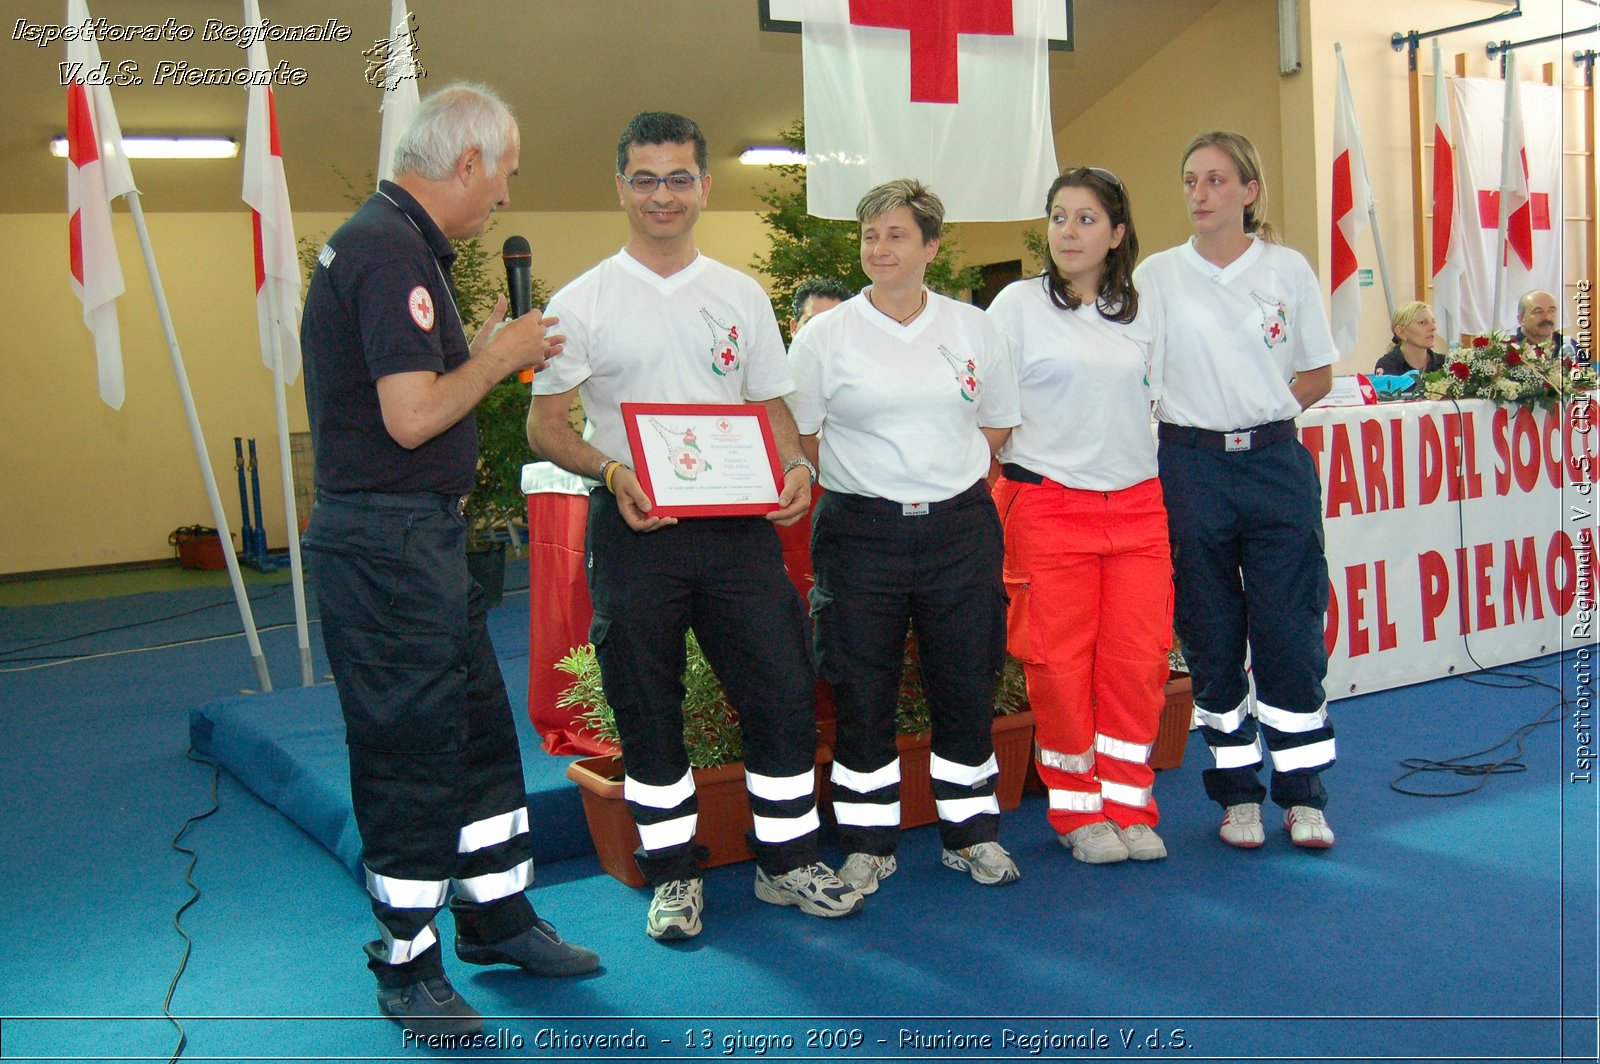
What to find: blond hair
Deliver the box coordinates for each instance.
[1182,130,1276,243]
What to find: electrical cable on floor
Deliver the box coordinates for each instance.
[0,584,287,660]
[1389,398,1581,796]
[165,748,220,1064]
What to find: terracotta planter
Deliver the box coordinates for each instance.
[565,749,831,888]
[1151,672,1194,771]
[818,709,1035,829]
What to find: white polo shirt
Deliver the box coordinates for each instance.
[534,249,790,461]
[1135,237,1338,432]
[987,275,1157,491]
[787,289,1020,503]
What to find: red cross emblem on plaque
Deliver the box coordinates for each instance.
[849,0,1014,104]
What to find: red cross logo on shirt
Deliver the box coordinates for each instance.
[719,347,737,368]
[849,0,1014,103]
[1268,321,1283,341]
[1230,434,1246,447]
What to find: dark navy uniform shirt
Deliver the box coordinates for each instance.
[301,181,476,495]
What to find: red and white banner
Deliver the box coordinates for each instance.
[800,0,1059,221]
[64,0,136,410]
[1449,76,1564,334]
[376,0,420,184]
[242,0,302,383]
[1301,398,1597,697]
[1329,46,1371,357]
[1430,45,1465,347]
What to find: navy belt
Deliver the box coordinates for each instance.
[1158,420,1296,452]
[826,478,989,516]
[318,489,466,515]
[1000,463,1045,484]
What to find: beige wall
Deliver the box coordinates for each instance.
[0,208,771,575]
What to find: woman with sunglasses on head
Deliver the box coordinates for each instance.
[787,178,1022,895]
[987,167,1172,865]
[1134,131,1339,851]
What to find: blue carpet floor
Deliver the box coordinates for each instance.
[0,570,1594,1063]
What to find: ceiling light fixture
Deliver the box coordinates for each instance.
[49,136,240,160]
[739,146,807,166]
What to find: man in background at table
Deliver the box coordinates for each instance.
[1514,289,1579,358]
[301,82,598,1037]
[526,111,862,944]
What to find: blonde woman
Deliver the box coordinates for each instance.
[1135,131,1339,851]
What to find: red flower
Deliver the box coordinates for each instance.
[1450,362,1471,380]
[1505,347,1522,366]
[1472,336,1491,348]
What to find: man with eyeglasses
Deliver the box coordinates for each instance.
[527,112,862,943]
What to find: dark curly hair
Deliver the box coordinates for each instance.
[1041,167,1139,325]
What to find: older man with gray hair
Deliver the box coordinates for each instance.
[301,82,598,1037]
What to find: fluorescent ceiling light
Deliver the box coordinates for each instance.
[739,146,807,166]
[49,136,239,160]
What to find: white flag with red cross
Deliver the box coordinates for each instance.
[1449,75,1563,334]
[64,0,137,410]
[376,0,421,184]
[1429,50,1466,347]
[800,0,1058,222]
[242,0,302,383]
[1329,46,1371,357]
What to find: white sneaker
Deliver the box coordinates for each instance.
[1219,803,1265,848]
[1284,806,1335,849]
[646,878,703,941]
[1060,821,1130,864]
[941,841,1021,885]
[837,852,897,896]
[754,863,864,917]
[1112,822,1168,861]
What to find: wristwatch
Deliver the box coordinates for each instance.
[782,455,818,484]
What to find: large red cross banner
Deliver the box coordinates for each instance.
[242,0,302,384]
[800,0,1058,221]
[1449,76,1563,334]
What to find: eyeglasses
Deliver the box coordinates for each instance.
[619,170,702,194]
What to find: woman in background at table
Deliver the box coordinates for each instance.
[1373,301,1445,376]
[1134,130,1340,851]
[987,167,1172,865]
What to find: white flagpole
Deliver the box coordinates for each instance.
[243,0,312,686]
[124,190,273,691]
[265,276,313,686]
[1490,50,1517,330]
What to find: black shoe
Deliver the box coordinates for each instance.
[376,973,482,1036]
[455,917,600,977]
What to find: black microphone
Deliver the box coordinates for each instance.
[502,235,532,319]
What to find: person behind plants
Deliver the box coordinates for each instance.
[787,178,1023,894]
[987,167,1172,865]
[789,276,853,336]
[1134,131,1339,851]
[526,111,862,944]
[1373,301,1444,376]
[1513,289,1579,358]
[299,83,599,1037]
